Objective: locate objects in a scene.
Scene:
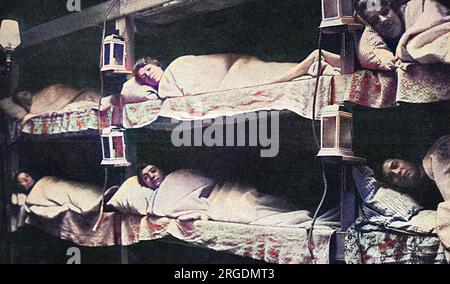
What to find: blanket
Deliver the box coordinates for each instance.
[359,0,450,65]
[22,84,103,124]
[423,135,450,261]
[148,169,339,228]
[354,0,450,105]
[423,135,450,201]
[25,176,103,219]
[396,0,450,64]
[158,53,340,98]
[426,135,450,255]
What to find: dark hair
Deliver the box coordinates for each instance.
[136,162,150,187]
[133,57,162,84]
[13,170,40,192]
[14,169,38,181]
[354,0,390,25]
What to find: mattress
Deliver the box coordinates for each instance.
[21,107,111,135]
[122,76,335,129]
[123,66,450,130]
[26,211,337,264]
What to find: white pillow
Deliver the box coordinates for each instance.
[106,176,155,215]
[121,77,159,104]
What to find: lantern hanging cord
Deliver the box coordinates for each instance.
[311,29,323,150]
[307,28,328,262]
[100,0,120,94]
[93,166,110,231]
[95,0,120,231]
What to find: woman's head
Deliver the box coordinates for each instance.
[381,158,422,189]
[133,57,164,88]
[15,172,36,191]
[354,0,404,39]
[137,163,166,190]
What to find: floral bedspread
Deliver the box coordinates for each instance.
[122,77,333,129]
[123,65,450,130]
[170,220,335,264]
[21,108,111,135]
[345,225,447,264]
[338,65,450,108]
[27,212,336,264]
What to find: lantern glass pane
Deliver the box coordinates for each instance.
[102,137,111,158]
[322,116,337,148]
[339,115,352,149]
[113,43,124,66]
[113,136,124,158]
[104,43,111,65]
[323,0,339,18]
[341,0,353,16]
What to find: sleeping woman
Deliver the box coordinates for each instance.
[354,0,450,70]
[129,163,340,227]
[100,50,341,110]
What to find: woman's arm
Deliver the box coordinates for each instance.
[100,95,120,111]
[271,49,341,83]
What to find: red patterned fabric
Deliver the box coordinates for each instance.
[345,225,447,264]
[338,67,450,108]
[122,77,333,129]
[22,108,111,135]
[27,212,336,264]
[340,70,397,108]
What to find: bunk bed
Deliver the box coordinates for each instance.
[2,0,450,264]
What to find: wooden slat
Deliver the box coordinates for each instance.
[330,231,346,263]
[21,0,257,48]
[21,0,171,48]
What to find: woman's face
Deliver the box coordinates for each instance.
[17,172,35,191]
[361,3,403,39]
[140,165,166,190]
[136,63,164,88]
[382,159,421,189]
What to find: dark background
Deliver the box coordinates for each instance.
[1,0,449,264]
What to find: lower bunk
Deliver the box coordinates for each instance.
[25,211,338,264]
[345,226,447,264]
[14,212,447,264]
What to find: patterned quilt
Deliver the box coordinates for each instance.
[345,225,447,264]
[27,212,336,264]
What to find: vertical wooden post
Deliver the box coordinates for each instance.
[124,131,137,179]
[0,116,8,264]
[340,164,357,230]
[116,16,136,74]
[117,15,136,265]
[340,29,355,75]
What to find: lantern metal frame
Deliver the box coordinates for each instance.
[100,126,131,167]
[100,34,130,74]
[320,0,357,28]
[317,104,355,158]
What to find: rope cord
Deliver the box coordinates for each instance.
[307,29,329,263]
[94,0,120,231]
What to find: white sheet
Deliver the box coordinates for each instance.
[25,176,103,219]
[147,169,339,228]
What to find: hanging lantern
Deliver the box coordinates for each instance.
[0,19,21,64]
[101,34,129,73]
[100,126,131,167]
[317,104,355,158]
[320,0,356,28]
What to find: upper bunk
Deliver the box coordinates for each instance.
[1,0,449,137]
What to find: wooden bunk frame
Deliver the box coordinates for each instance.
[1,0,361,264]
